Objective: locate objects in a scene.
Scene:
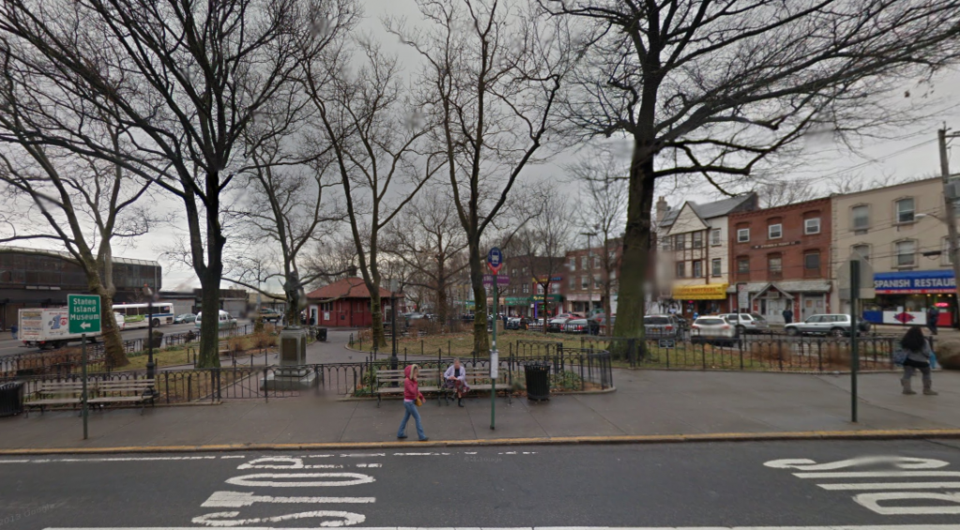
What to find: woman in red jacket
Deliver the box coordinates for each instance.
[397,364,428,441]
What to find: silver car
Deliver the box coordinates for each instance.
[690,316,738,346]
[644,314,681,338]
[719,313,769,334]
[784,314,871,337]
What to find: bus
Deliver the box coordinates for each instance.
[112,302,175,328]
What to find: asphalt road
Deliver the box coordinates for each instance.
[4,440,960,528]
[0,321,251,357]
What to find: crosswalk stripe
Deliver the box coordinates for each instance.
[819,482,960,490]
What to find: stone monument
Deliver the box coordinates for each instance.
[262,274,317,391]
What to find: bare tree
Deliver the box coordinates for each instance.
[0,115,155,367]
[390,0,567,355]
[382,189,469,327]
[568,153,627,330]
[542,0,960,340]
[0,0,355,367]
[303,40,442,348]
[513,187,570,330]
[754,180,819,208]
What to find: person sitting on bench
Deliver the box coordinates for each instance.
[444,358,470,407]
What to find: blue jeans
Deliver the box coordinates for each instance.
[398,401,426,440]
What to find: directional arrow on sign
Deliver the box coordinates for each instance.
[81,322,91,330]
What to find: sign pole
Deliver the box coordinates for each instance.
[81,333,88,440]
[850,259,860,423]
[491,272,497,430]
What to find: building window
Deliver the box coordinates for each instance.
[768,223,782,239]
[805,217,821,235]
[569,257,576,271]
[692,232,703,248]
[674,234,686,250]
[851,205,869,230]
[568,275,575,289]
[523,283,530,294]
[593,274,601,288]
[768,254,783,280]
[852,244,870,262]
[691,260,702,278]
[661,238,671,251]
[593,256,600,269]
[711,258,721,277]
[896,198,915,224]
[737,228,750,243]
[804,251,821,271]
[676,262,685,278]
[737,257,750,274]
[580,256,588,270]
[896,240,916,267]
[551,283,560,294]
[581,275,589,289]
[710,229,721,246]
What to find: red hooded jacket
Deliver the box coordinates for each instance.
[404,365,424,402]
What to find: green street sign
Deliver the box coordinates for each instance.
[68,294,101,334]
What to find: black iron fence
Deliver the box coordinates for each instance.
[1,349,614,410]
[517,335,905,372]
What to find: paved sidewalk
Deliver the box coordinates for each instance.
[3,330,960,451]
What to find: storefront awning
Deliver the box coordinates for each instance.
[672,283,729,300]
[726,280,831,294]
[874,270,955,294]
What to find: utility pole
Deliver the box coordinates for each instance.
[938,127,960,328]
[580,231,597,315]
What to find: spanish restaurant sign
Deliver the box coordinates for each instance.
[873,270,955,294]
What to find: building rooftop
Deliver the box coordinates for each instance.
[660,193,758,227]
[306,277,400,300]
[0,245,159,267]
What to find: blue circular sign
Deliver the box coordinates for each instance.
[487,247,503,272]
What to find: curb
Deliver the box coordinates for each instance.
[3,429,960,456]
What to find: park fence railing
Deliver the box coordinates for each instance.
[1,350,615,410]
[512,335,905,372]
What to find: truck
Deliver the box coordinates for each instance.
[18,308,125,350]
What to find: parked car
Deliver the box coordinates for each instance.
[690,316,738,346]
[195,310,238,330]
[506,316,531,330]
[174,313,196,324]
[256,309,282,323]
[719,313,770,334]
[644,314,682,338]
[784,314,871,337]
[563,318,590,334]
[588,313,615,335]
[548,313,583,332]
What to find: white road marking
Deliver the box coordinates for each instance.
[225,472,376,487]
[820,482,960,490]
[220,456,246,460]
[0,456,218,464]
[854,492,960,514]
[795,471,960,479]
[766,457,949,471]
[201,491,375,508]
[356,463,381,468]
[465,452,478,455]
[0,459,31,464]
[310,455,335,458]
[393,452,443,456]
[44,521,960,530]
[340,453,385,457]
[192,510,365,527]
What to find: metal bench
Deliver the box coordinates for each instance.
[374,368,441,407]
[88,379,156,414]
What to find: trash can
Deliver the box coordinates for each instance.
[524,361,551,402]
[0,382,24,417]
[315,327,328,342]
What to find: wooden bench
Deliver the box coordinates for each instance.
[439,366,512,405]
[88,379,156,414]
[374,368,441,407]
[25,378,156,415]
[25,381,86,414]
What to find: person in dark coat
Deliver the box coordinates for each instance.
[927,305,940,336]
[782,307,793,324]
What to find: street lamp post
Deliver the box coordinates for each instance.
[390,278,398,371]
[580,231,597,315]
[143,284,158,387]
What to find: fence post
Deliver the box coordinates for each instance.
[627,339,636,366]
[216,368,222,401]
[164,372,170,405]
[778,340,784,372]
[739,339,744,370]
[265,368,270,403]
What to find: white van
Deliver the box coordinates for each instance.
[195,310,238,330]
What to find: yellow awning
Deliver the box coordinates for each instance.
[672,284,729,300]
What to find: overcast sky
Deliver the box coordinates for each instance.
[8,0,960,292]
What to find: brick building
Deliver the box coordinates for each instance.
[728,197,832,323]
[562,239,623,315]
[306,277,401,328]
[501,255,564,318]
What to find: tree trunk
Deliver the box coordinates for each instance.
[92,285,127,368]
[436,278,448,328]
[612,144,656,341]
[369,289,385,348]
[469,243,490,355]
[196,271,222,368]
